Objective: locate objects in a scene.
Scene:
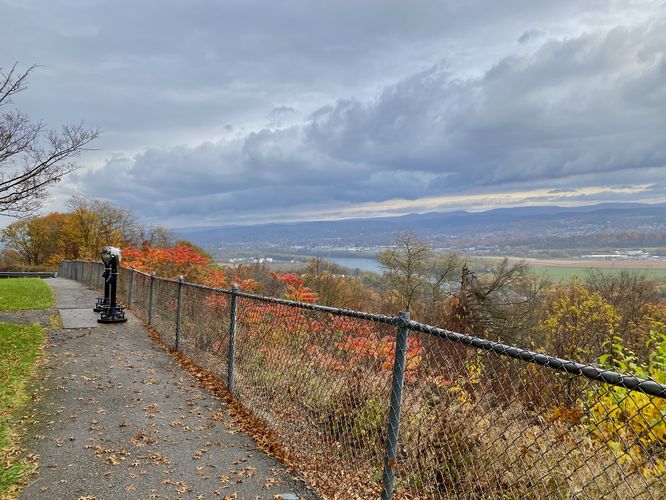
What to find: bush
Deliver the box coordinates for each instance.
[589,320,666,480]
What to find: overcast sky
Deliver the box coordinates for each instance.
[2,0,665,227]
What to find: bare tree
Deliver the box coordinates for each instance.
[585,269,657,349]
[378,234,432,311]
[378,234,459,321]
[142,225,176,248]
[459,259,549,344]
[0,63,99,216]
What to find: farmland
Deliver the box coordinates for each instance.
[476,255,666,280]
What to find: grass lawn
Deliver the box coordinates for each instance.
[0,278,54,311]
[0,323,44,496]
[0,279,51,496]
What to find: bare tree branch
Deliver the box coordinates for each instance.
[0,62,98,216]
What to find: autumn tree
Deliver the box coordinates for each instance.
[541,277,620,361]
[585,269,657,351]
[1,217,49,266]
[303,257,376,310]
[1,212,68,266]
[273,272,319,303]
[0,196,165,269]
[1,63,98,216]
[0,247,22,270]
[174,239,213,261]
[64,195,139,258]
[120,242,224,284]
[227,263,274,294]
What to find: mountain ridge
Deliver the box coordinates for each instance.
[176,202,666,248]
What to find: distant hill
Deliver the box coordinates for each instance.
[176,203,666,251]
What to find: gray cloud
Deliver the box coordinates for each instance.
[2,0,665,225]
[518,30,544,44]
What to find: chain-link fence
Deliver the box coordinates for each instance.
[60,260,666,499]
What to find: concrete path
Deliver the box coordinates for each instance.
[50,277,100,328]
[21,278,316,499]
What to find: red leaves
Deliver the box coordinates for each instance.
[272,273,319,303]
[272,272,303,288]
[336,334,424,377]
[122,245,213,282]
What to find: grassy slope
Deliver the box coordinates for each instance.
[0,279,54,311]
[0,279,52,497]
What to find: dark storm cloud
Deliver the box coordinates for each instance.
[70,18,666,224]
[1,0,665,225]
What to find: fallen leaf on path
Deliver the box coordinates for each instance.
[262,477,280,489]
[130,429,156,447]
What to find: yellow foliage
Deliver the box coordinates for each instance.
[542,277,620,361]
[588,321,666,479]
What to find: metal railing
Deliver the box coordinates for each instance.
[60,260,666,499]
[0,271,57,278]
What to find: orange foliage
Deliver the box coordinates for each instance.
[336,333,424,379]
[272,272,319,303]
[122,245,211,281]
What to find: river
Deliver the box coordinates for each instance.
[326,256,382,274]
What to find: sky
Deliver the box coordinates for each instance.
[2,0,666,228]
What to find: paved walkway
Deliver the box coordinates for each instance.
[21,278,315,499]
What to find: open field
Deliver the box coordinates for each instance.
[486,256,666,269]
[529,265,666,281]
[477,256,666,280]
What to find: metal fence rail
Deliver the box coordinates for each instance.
[0,271,57,278]
[60,260,666,499]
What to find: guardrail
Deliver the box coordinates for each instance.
[0,271,57,279]
[60,260,666,499]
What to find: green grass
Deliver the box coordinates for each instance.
[0,278,54,311]
[0,322,44,496]
[0,280,51,495]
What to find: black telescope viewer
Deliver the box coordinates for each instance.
[97,246,127,324]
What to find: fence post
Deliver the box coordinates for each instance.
[148,272,155,325]
[127,267,136,308]
[175,276,184,351]
[227,283,239,392]
[381,311,410,500]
